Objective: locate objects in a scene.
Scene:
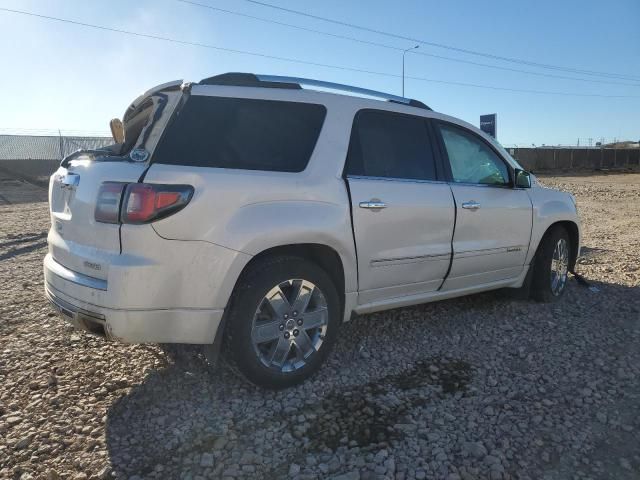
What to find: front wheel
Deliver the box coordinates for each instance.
[531,226,571,302]
[223,256,340,389]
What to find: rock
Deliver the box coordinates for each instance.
[46,470,60,480]
[213,437,228,450]
[288,463,301,476]
[619,458,632,470]
[97,466,111,479]
[463,442,488,459]
[484,455,500,466]
[14,436,31,449]
[200,453,214,468]
[489,470,503,480]
[427,433,440,442]
[375,449,389,463]
[6,416,22,426]
[330,472,359,480]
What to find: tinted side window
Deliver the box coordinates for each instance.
[346,110,436,181]
[438,123,510,185]
[154,96,326,172]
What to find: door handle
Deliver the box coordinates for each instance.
[461,201,480,210]
[359,200,387,210]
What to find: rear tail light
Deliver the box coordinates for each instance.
[95,183,193,224]
[95,182,126,224]
[122,183,193,224]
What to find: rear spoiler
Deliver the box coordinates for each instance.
[60,148,119,168]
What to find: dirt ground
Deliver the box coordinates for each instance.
[0,171,638,480]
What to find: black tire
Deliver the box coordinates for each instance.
[531,225,571,302]
[223,255,340,389]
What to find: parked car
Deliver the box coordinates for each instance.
[44,73,580,388]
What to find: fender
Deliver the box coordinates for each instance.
[221,200,358,294]
[526,186,581,266]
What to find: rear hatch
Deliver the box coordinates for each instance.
[48,80,184,280]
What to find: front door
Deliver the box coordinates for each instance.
[345,109,455,304]
[434,121,533,290]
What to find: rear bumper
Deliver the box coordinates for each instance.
[44,254,224,343]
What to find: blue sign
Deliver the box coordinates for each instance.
[480,114,497,139]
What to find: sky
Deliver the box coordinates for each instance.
[0,0,638,146]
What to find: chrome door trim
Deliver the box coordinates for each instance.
[347,175,446,185]
[371,253,450,267]
[448,181,512,189]
[453,246,526,259]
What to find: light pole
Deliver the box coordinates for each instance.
[402,45,419,97]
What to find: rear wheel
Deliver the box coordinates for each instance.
[531,226,571,302]
[224,256,340,389]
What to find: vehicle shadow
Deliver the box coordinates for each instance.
[104,278,640,478]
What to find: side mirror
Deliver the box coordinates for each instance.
[109,118,125,144]
[515,169,531,188]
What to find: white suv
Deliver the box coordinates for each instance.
[44,73,580,388]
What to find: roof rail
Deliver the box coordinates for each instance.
[199,72,301,90]
[198,72,431,110]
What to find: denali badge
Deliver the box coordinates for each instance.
[129,148,149,163]
[83,261,102,271]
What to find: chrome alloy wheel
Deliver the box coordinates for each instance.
[251,279,329,372]
[550,238,569,296]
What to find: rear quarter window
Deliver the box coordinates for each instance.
[153,96,326,172]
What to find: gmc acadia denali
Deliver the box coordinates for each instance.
[44,73,580,388]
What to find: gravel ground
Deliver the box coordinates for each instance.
[1,172,639,480]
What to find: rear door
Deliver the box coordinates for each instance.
[345,110,455,305]
[434,121,532,290]
[48,161,146,280]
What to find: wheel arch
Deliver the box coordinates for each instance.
[533,220,580,271]
[206,243,348,365]
[239,243,346,314]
